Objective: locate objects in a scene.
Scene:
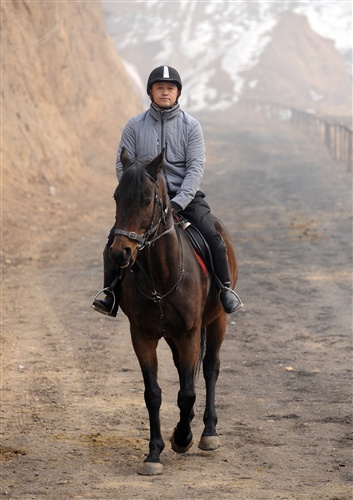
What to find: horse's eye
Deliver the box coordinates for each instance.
[143,198,152,207]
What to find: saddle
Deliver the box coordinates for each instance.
[174,215,214,277]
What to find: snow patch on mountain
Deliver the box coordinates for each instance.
[102,0,352,114]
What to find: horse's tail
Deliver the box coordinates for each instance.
[195,327,206,380]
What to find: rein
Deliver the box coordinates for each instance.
[132,227,185,302]
[131,228,185,337]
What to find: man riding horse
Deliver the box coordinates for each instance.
[92,65,242,317]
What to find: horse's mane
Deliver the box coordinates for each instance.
[115,160,150,205]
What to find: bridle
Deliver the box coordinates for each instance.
[113,173,173,251]
[113,171,185,337]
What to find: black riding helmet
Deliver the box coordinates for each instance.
[146,65,183,95]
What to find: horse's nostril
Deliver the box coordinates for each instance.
[109,245,132,266]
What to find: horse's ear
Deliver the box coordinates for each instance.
[147,149,164,181]
[120,147,132,170]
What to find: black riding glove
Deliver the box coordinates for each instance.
[171,201,182,214]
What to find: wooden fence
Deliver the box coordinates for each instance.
[239,100,352,171]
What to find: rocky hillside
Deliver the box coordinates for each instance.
[2,0,142,195]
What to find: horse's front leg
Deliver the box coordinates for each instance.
[198,316,226,451]
[131,333,164,475]
[170,332,200,454]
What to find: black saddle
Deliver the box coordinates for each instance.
[174,215,215,276]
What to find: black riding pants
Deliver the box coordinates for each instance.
[173,191,221,251]
[172,191,230,285]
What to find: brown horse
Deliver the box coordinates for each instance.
[109,148,238,475]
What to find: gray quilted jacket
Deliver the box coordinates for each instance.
[115,103,205,210]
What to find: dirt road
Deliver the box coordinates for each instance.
[1,116,352,499]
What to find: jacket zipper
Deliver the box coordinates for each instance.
[159,111,172,194]
[160,111,165,154]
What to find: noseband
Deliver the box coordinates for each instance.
[114,173,171,250]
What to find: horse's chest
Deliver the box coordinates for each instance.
[121,294,199,336]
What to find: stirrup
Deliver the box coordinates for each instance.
[219,287,243,312]
[91,287,117,316]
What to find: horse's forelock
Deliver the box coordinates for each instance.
[116,160,151,204]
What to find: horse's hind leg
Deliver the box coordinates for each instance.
[198,314,226,451]
[131,332,164,475]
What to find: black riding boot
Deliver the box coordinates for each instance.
[92,244,121,317]
[211,240,242,314]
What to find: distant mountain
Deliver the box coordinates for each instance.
[102,0,352,117]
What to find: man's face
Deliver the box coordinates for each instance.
[150,81,180,108]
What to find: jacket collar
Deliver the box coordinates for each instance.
[149,102,180,121]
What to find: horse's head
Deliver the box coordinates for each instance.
[109,148,171,268]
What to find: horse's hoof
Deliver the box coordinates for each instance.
[138,461,163,475]
[198,435,220,451]
[170,431,194,454]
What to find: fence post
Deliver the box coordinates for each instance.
[241,100,352,169]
